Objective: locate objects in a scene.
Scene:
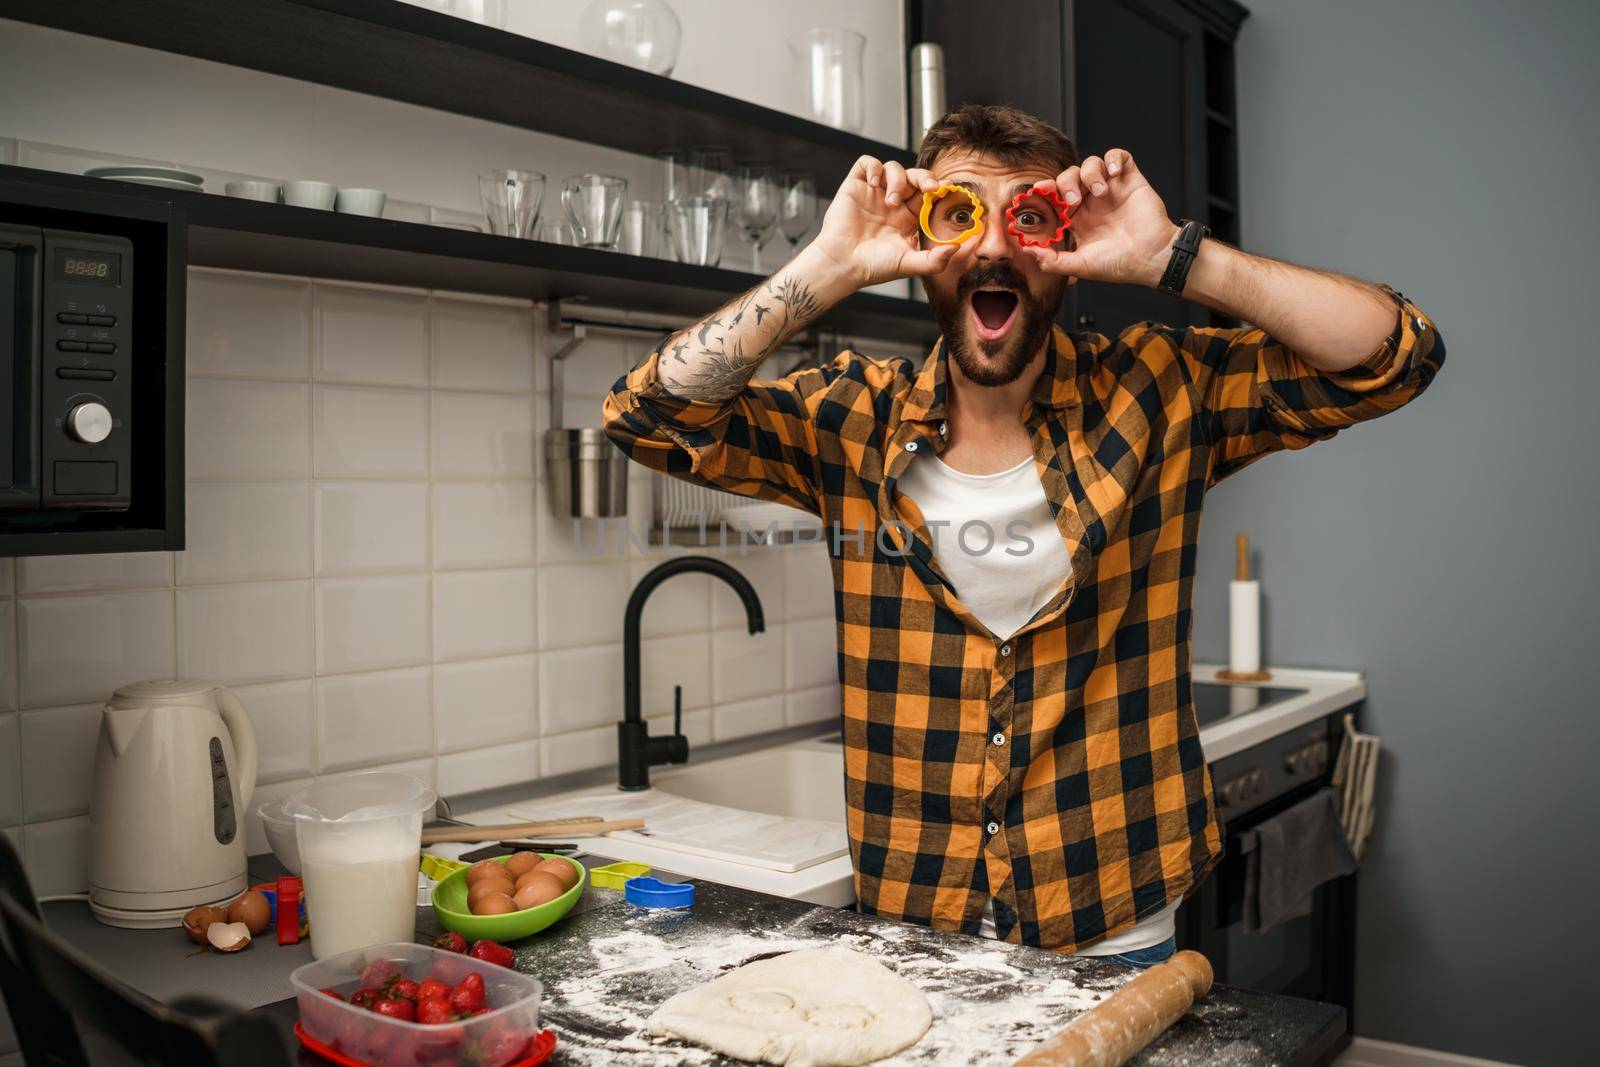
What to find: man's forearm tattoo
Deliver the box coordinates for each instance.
[656,272,825,402]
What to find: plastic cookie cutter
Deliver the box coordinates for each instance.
[1005,185,1072,248]
[918,183,985,245]
[590,860,651,889]
[623,875,695,909]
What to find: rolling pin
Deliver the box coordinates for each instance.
[1011,950,1214,1067]
[421,818,644,845]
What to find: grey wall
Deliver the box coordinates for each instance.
[1189,2,1600,1062]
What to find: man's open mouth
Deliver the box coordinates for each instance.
[968,288,1020,341]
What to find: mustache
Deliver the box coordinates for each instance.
[957,263,1027,297]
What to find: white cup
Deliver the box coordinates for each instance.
[225,180,281,203]
[335,187,387,218]
[283,180,337,210]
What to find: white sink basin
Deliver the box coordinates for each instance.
[654,741,845,823]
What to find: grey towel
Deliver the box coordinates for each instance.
[1243,787,1358,933]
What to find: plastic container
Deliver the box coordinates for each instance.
[292,942,542,1067]
[432,854,584,942]
[284,772,435,959]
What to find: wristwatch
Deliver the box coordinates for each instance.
[1157,219,1210,295]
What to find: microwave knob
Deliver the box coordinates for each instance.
[65,401,114,444]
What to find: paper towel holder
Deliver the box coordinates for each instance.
[1216,531,1272,682]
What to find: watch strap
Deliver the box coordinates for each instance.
[1157,219,1211,295]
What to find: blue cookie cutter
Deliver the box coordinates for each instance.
[624,876,695,909]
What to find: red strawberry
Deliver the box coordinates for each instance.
[432,930,468,953]
[416,996,455,1026]
[417,977,451,1002]
[390,977,421,1002]
[447,972,486,1014]
[349,986,380,1010]
[360,958,402,990]
[373,997,416,1022]
[317,986,344,1001]
[468,939,516,968]
[428,957,470,986]
[474,1025,533,1066]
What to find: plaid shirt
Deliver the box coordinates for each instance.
[603,284,1443,950]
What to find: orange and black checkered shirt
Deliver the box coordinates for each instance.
[603,284,1443,951]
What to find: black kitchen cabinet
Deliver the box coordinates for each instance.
[906,0,1248,335]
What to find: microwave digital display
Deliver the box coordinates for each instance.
[52,246,121,286]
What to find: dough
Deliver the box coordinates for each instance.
[647,946,932,1066]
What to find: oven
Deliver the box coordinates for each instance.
[0,169,184,554]
[1177,686,1358,1041]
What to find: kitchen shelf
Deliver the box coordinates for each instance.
[0,166,938,344]
[3,0,913,180]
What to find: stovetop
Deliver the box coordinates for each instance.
[1192,681,1308,728]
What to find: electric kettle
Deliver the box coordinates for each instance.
[88,680,257,928]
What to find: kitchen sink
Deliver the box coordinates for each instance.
[653,741,846,823]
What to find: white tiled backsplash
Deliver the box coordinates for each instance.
[0,267,843,897]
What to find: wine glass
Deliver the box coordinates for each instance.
[735,166,780,274]
[776,172,817,252]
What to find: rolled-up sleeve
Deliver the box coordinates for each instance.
[602,342,846,516]
[1172,283,1445,484]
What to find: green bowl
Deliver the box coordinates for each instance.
[431,853,585,942]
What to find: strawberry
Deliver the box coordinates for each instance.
[348,986,380,1010]
[468,939,516,969]
[317,987,344,1001]
[474,1025,533,1066]
[373,997,416,1023]
[432,930,468,953]
[417,977,451,1002]
[360,958,402,990]
[447,972,486,1015]
[428,957,470,986]
[390,977,421,1002]
[416,996,455,1026]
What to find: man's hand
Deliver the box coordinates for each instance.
[807,155,960,290]
[1024,149,1181,288]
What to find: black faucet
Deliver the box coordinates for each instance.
[620,555,765,790]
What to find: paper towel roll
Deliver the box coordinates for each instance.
[1229,579,1260,674]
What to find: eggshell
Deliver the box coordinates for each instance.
[534,857,579,891]
[465,860,510,885]
[503,851,541,878]
[182,905,227,945]
[511,871,567,909]
[470,891,516,916]
[467,878,516,908]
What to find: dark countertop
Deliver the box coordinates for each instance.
[37,850,1342,1067]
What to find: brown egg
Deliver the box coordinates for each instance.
[226,890,272,936]
[470,891,516,916]
[465,860,510,885]
[534,857,579,891]
[467,878,516,908]
[182,905,227,944]
[512,878,560,910]
[514,870,567,908]
[503,851,541,878]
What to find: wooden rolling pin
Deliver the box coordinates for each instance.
[1011,950,1214,1067]
[421,818,644,845]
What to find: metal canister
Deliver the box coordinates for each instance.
[544,427,628,518]
[909,43,947,152]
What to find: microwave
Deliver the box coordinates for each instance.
[0,169,184,555]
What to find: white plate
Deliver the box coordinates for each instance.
[94,175,206,192]
[84,165,204,184]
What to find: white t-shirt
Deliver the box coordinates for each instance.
[898,451,1178,955]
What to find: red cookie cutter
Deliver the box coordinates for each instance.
[1005,185,1071,248]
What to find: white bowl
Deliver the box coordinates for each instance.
[225,180,281,203]
[335,187,387,217]
[255,797,301,874]
[282,180,337,210]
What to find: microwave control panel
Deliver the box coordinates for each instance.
[41,229,133,509]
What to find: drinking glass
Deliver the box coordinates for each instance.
[689,146,735,202]
[656,150,686,260]
[789,29,867,132]
[561,174,629,249]
[669,196,731,267]
[776,172,818,252]
[478,169,545,238]
[619,200,664,257]
[735,167,780,274]
[537,218,575,245]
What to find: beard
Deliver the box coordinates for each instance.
[921,262,1066,387]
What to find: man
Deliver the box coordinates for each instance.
[604,104,1443,965]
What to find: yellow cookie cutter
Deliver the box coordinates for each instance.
[918,184,985,245]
